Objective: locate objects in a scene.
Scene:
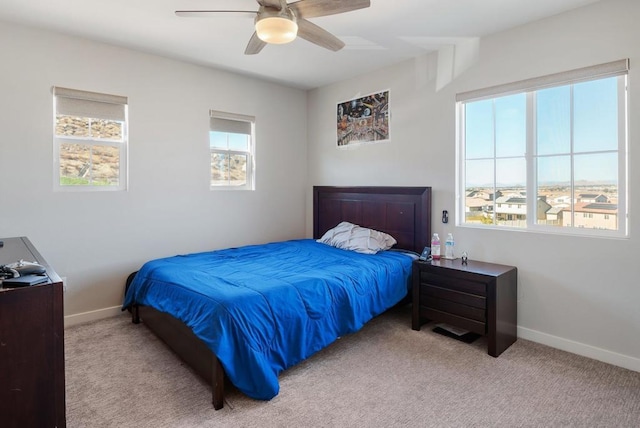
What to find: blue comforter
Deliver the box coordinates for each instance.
[122,239,413,400]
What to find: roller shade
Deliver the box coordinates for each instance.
[456,59,629,102]
[210,110,254,134]
[53,86,127,121]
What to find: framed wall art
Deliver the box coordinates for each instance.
[337,90,389,147]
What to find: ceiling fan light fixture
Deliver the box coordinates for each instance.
[255,10,298,44]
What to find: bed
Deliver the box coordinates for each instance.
[123,186,432,409]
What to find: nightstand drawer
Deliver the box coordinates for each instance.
[420,295,486,322]
[421,285,486,309]
[420,271,486,296]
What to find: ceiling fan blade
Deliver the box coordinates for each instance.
[175,10,256,18]
[245,32,268,55]
[296,18,345,51]
[257,0,283,10]
[289,0,370,19]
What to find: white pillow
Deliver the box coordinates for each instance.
[317,221,397,254]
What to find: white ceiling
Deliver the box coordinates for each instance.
[0,0,602,90]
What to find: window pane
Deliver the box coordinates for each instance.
[211,152,229,186]
[465,100,494,159]
[536,155,571,227]
[537,86,570,155]
[228,133,250,151]
[537,155,571,188]
[574,77,618,153]
[60,143,91,185]
[574,152,618,231]
[465,159,494,224]
[91,119,123,141]
[229,154,248,187]
[575,152,617,186]
[56,115,90,138]
[466,158,493,188]
[210,132,228,149]
[495,93,526,158]
[92,145,120,185]
[496,157,525,189]
[209,131,249,151]
[573,153,618,231]
[59,143,120,186]
[495,158,526,227]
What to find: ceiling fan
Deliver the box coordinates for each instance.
[175,0,371,55]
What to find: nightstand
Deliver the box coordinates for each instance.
[412,258,517,357]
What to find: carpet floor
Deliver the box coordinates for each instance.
[65,305,640,427]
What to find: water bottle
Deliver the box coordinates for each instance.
[431,233,441,260]
[445,233,455,259]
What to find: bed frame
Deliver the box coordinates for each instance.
[128,186,431,409]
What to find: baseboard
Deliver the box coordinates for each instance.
[64,305,124,328]
[518,326,640,373]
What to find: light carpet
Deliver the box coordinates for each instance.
[65,305,640,427]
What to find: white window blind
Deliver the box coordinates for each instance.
[210,117,252,135]
[209,110,254,134]
[456,59,629,102]
[54,86,127,121]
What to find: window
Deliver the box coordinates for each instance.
[209,110,255,190]
[457,60,628,237]
[53,87,128,190]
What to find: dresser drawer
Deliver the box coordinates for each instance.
[420,271,486,296]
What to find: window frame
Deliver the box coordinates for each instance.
[209,110,255,191]
[52,87,128,192]
[456,60,628,238]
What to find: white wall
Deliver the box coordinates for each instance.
[0,22,308,320]
[307,0,640,371]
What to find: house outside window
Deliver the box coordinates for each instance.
[209,110,255,190]
[53,87,128,190]
[457,59,628,237]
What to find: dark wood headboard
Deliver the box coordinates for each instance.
[313,186,432,254]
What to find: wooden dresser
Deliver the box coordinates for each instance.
[0,237,66,428]
[412,258,517,357]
